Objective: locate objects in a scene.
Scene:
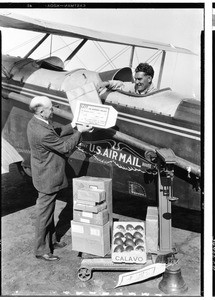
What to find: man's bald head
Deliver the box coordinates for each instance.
[29,96,54,121]
[29,96,52,114]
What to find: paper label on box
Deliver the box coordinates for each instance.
[72,224,84,234]
[80,218,90,224]
[82,211,93,218]
[90,228,101,236]
[89,185,98,190]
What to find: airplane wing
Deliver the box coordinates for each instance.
[0,11,195,55]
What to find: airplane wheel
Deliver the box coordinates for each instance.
[77,267,92,281]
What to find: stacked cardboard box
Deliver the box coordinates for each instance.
[73,209,109,226]
[145,206,158,253]
[71,176,112,257]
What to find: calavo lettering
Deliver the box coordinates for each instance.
[114,256,144,262]
[89,144,141,167]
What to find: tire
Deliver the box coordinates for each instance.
[77,268,92,281]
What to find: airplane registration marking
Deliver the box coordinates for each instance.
[3,82,200,141]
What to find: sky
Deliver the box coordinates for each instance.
[1,7,204,98]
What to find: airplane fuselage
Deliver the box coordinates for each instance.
[2,55,202,211]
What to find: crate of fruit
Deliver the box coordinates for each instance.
[111,221,147,264]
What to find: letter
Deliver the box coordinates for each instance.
[129,257,133,262]
[135,157,141,168]
[126,155,132,165]
[89,144,95,153]
[124,256,132,262]
[119,153,126,163]
[103,148,109,158]
[96,146,102,155]
[109,149,112,158]
[112,150,119,160]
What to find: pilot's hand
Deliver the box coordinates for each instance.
[77,124,94,133]
[96,81,109,93]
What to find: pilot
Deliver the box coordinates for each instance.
[97,62,157,95]
[27,96,93,262]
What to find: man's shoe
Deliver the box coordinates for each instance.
[53,241,67,249]
[36,254,60,261]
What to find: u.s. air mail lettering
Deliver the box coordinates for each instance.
[77,140,153,173]
[91,145,143,168]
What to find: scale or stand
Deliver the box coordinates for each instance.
[77,148,179,282]
[77,252,156,281]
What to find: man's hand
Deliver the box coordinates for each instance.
[96,81,110,93]
[77,124,94,133]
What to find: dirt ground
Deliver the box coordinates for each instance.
[1,164,202,296]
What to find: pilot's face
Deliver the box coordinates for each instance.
[134,71,152,93]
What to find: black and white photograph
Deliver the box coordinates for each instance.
[0,1,210,297]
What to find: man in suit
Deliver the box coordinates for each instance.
[27,96,92,261]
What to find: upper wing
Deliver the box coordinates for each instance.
[0,11,195,55]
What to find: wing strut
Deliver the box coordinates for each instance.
[23,33,50,59]
[64,39,87,63]
[157,51,166,89]
[129,46,135,68]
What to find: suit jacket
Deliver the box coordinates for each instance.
[27,116,81,194]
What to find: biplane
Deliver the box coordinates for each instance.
[1,12,201,211]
